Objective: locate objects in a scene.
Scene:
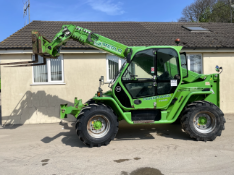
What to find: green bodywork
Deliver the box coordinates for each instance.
[32,24,128,59]
[60,98,87,119]
[32,24,221,125]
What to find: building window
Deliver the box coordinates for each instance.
[32,55,64,84]
[106,54,126,81]
[187,54,203,74]
[182,26,210,32]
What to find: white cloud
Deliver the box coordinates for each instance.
[87,0,124,15]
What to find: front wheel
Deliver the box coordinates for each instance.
[75,104,118,147]
[181,101,225,141]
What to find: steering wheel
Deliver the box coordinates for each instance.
[174,74,181,80]
[158,71,170,80]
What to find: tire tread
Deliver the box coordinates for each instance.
[75,104,118,147]
[181,101,225,141]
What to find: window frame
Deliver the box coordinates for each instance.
[187,53,203,74]
[106,54,125,82]
[180,52,189,78]
[31,54,65,85]
[182,26,210,32]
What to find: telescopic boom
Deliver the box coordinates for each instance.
[0,24,131,67]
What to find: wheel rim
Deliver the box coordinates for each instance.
[87,115,110,138]
[193,111,216,134]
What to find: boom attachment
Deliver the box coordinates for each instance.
[0,24,129,67]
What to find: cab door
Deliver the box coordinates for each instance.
[121,49,157,109]
[156,48,181,108]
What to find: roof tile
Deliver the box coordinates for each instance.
[1,21,234,49]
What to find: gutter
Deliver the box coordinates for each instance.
[182,47,234,53]
[0,49,107,55]
[1,48,234,54]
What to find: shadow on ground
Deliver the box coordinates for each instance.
[121,167,164,175]
[115,121,190,141]
[39,121,191,147]
[41,122,86,148]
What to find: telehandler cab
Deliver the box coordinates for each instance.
[1,24,225,147]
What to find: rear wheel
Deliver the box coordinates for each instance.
[181,101,225,141]
[75,104,118,147]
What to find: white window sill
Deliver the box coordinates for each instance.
[30,83,66,86]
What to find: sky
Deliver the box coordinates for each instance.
[0,0,194,42]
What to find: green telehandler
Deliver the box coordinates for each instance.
[1,24,225,147]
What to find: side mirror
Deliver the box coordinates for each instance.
[215,65,223,74]
[127,53,131,63]
[99,76,104,85]
[125,48,133,63]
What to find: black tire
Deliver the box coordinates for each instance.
[75,104,118,147]
[181,101,225,141]
[85,98,95,105]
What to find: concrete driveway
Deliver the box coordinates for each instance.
[0,115,234,175]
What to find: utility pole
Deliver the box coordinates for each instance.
[230,0,234,23]
[197,13,200,23]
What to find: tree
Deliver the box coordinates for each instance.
[178,0,216,22]
[198,7,212,22]
[178,0,233,22]
[206,0,232,22]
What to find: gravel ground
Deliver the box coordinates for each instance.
[0,115,234,175]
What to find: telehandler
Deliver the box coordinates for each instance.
[1,24,225,147]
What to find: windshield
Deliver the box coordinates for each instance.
[122,49,155,81]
